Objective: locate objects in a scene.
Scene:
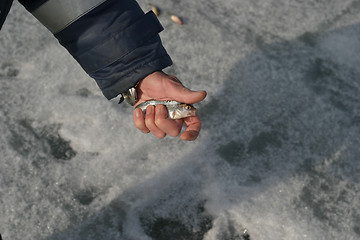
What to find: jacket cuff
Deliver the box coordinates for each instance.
[90,35,172,99]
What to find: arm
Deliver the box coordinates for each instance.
[18,0,206,141]
[18,0,172,99]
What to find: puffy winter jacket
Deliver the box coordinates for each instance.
[0,0,172,100]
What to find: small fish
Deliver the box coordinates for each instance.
[136,100,196,119]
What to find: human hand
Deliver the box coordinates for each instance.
[133,71,207,141]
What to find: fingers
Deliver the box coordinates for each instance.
[154,105,183,137]
[144,106,166,138]
[180,116,202,141]
[133,108,150,134]
[133,106,202,141]
[133,105,182,139]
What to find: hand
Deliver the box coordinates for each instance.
[133,71,207,141]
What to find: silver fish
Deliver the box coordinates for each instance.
[136,100,196,119]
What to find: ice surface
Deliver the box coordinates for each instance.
[1,0,360,239]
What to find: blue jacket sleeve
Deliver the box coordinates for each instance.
[0,0,13,30]
[19,0,173,100]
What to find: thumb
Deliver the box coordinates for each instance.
[168,84,207,104]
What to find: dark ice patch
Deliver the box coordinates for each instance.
[42,125,76,160]
[143,216,212,240]
[216,140,245,164]
[217,226,251,240]
[0,62,19,77]
[8,118,76,162]
[73,186,101,205]
[76,88,91,97]
[8,128,32,157]
[247,130,282,155]
[212,215,251,240]
[304,57,360,122]
[298,32,318,47]
[147,218,199,240]
[304,58,337,95]
[141,202,212,240]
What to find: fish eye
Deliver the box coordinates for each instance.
[185,105,192,110]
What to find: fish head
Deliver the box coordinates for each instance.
[172,103,197,119]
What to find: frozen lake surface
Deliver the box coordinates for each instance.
[1,0,360,239]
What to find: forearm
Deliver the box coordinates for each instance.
[18,0,172,99]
